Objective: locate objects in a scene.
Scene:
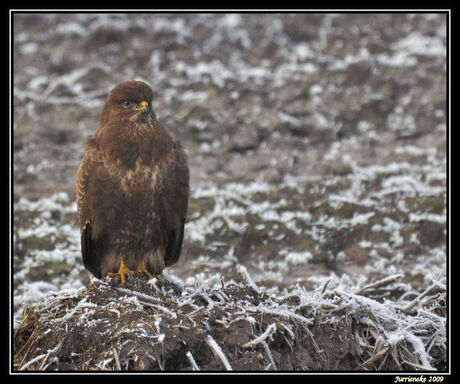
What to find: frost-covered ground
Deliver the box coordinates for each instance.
[13,13,447,370]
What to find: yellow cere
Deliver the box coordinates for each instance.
[136,101,149,111]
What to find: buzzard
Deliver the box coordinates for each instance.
[76,80,190,284]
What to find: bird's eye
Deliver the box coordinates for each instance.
[121,100,132,108]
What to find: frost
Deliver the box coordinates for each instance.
[56,22,87,36]
[220,14,242,28]
[393,32,446,58]
[350,212,375,226]
[285,251,313,265]
[278,112,301,127]
[387,112,417,135]
[174,60,233,89]
[206,335,233,370]
[377,51,418,67]
[409,213,445,224]
[294,43,314,60]
[310,84,323,96]
[21,42,38,55]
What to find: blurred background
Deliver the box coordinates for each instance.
[13,13,447,326]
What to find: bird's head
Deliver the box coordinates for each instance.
[99,80,155,127]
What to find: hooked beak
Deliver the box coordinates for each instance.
[135,100,150,113]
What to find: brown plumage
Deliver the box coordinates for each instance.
[76,80,190,283]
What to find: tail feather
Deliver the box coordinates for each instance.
[81,222,102,279]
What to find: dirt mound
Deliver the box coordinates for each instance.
[13,273,446,371]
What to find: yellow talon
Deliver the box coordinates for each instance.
[137,260,153,280]
[108,257,135,284]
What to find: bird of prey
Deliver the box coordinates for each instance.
[76,80,190,284]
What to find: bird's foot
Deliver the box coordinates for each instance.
[136,260,153,280]
[108,257,134,285]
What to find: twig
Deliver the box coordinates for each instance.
[237,265,259,293]
[38,342,62,370]
[38,353,51,371]
[115,287,164,304]
[402,284,445,313]
[96,357,113,370]
[401,359,431,370]
[241,323,277,349]
[113,348,121,371]
[361,345,389,368]
[281,323,295,340]
[321,278,332,295]
[246,305,313,327]
[306,327,326,359]
[390,350,403,370]
[187,287,215,308]
[186,351,200,371]
[40,357,59,371]
[157,354,165,371]
[199,291,215,308]
[356,274,404,295]
[138,301,177,319]
[206,335,232,371]
[262,341,277,370]
[402,332,434,370]
[377,352,389,370]
[19,354,47,371]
